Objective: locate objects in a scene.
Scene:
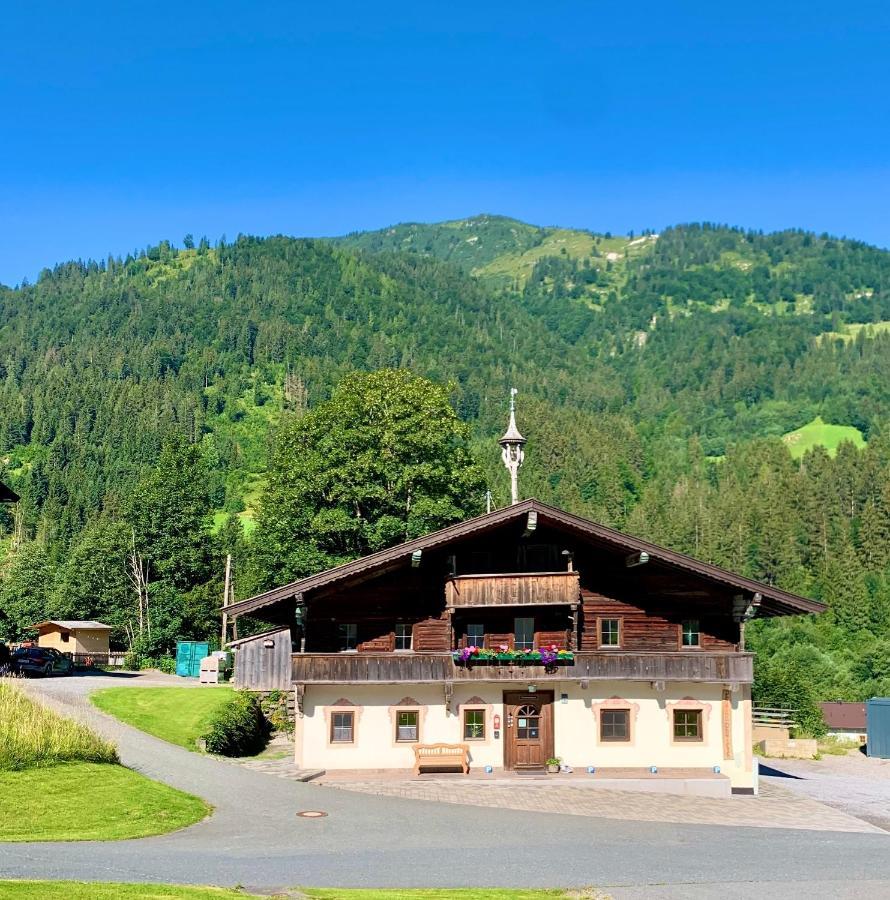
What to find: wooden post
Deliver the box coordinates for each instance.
[221,554,232,649]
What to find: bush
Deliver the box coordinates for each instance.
[200,691,269,756]
[0,683,118,770]
[123,652,176,673]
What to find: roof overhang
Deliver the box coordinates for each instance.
[225,499,825,620]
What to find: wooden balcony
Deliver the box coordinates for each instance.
[291,650,753,684]
[446,571,581,608]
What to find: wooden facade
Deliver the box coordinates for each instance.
[446,572,580,607]
[231,628,293,690]
[230,499,822,692]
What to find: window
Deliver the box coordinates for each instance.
[514,617,535,650]
[681,620,701,648]
[515,704,540,739]
[673,709,703,741]
[395,623,413,651]
[599,618,621,648]
[396,710,419,742]
[466,624,485,647]
[339,623,358,651]
[60,632,69,643]
[330,711,354,743]
[521,544,557,571]
[600,709,630,742]
[463,708,485,740]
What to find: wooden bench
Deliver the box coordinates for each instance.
[413,742,470,776]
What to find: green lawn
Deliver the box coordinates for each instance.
[0,763,209,841]
[0,887,575,899]
[781,416,866,459]
[91,687,234,750]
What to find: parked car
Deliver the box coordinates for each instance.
[12,646,74,677]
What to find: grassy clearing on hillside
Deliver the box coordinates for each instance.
[474,229,596,285]
[781,416,866,459]
[0,764,209,842]
[92,686,234,750]
[819,320,890,344]
[0,682,117,770]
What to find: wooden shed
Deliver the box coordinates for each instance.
[230,627,293,690]
[32,620,112,661]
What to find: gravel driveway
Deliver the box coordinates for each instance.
[760,751,890,832]
[3,672,890,896]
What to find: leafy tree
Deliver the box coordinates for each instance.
[251,369,486,589]
[0,543,57,640]
[52,521,131,638]
[127,435,212,590]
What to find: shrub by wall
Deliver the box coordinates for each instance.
[200,691,269,756]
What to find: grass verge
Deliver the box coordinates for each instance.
[0,763,210,841]
[0,681,117,770]
[92,686,234,750]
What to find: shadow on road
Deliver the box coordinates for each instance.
[759,763,804,779]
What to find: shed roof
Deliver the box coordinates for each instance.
[821,702,867,730]
[226,498,825,620]
[32,620,113,631]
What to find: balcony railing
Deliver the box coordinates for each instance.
[291,650,753,684]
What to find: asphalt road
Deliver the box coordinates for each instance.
[4,672,890,897]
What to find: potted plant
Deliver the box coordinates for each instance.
[546,756,561,774]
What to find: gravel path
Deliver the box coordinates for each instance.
[3,672,890,894]
[760,752,890,831]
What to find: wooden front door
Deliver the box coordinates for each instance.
[504,691,554,770]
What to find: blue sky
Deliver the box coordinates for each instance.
[2,1,889,284]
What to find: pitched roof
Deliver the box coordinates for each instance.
[821,702,867,730]
[32,620,113,631]
[0,482,18,503]
[226,499,825,619]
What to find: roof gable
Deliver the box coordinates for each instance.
[226,499,825,619]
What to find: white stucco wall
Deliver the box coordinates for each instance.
[296,679,754,789]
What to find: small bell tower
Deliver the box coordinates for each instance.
[499,388,526,505]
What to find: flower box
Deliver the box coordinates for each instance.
[452,647,574,666]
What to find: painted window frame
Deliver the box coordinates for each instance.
[330,710,355,744]
[462,707,486,741]
[395,709,420,743]
[599,708,631,742]
[598,617,622,649]
[673,708,703,742]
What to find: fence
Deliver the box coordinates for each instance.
[70,652,127,668]
[752,705,797,728]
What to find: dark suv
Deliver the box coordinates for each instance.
[12,646,74,677]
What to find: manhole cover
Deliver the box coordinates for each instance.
[296,810,328,818]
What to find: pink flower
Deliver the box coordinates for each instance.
[498,643,509,652]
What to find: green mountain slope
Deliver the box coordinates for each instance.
[2,218,890,704]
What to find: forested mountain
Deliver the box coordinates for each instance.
[2,218,890,711]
